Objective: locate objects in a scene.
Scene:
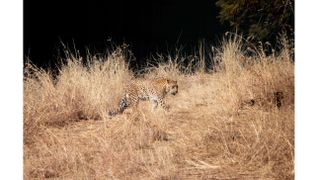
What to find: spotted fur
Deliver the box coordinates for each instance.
[109,78,178,116]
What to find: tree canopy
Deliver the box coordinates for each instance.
[216,0,294,43]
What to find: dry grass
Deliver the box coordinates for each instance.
[24,37,294,179]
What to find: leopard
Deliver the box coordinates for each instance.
[108,78,178,116]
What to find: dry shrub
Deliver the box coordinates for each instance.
[23,47,131,144]
[24,36,294,179]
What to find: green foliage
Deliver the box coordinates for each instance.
[216,0,294,43]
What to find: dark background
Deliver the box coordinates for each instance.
[24,0,226,69]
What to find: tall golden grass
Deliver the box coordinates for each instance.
[24,36,294,179]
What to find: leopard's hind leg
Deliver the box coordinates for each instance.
[108,96,129,116]
[108,91,141,116]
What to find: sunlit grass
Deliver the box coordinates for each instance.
[24,35,294,179]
